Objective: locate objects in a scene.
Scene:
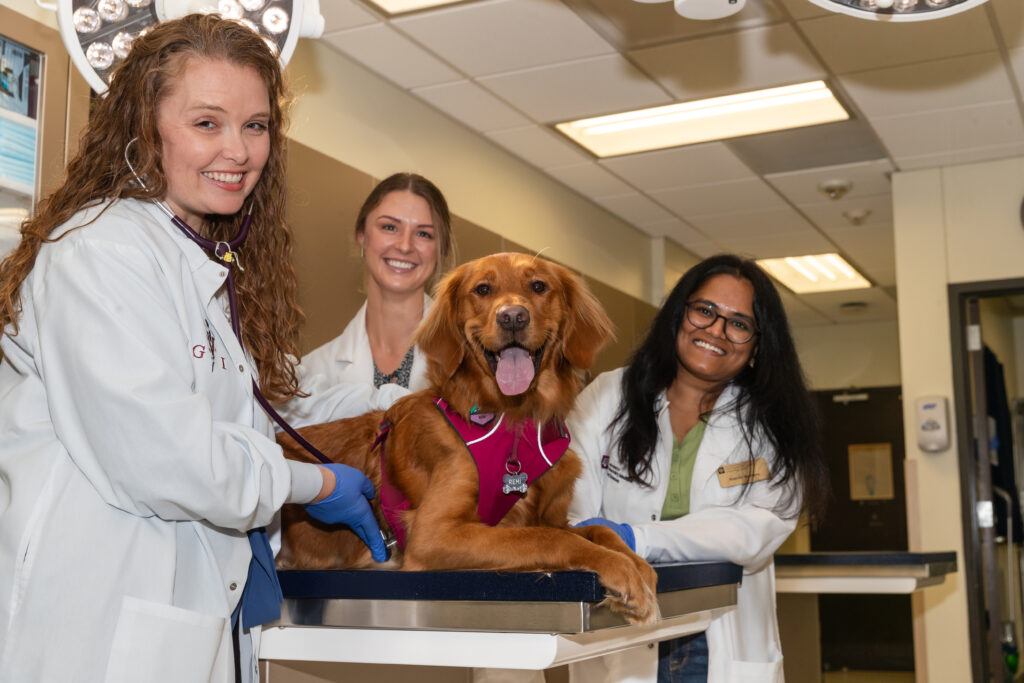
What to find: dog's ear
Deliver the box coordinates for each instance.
[557,265,615,371]
[416,265,466,382]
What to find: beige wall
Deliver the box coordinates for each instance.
[285,41,654,304]
[1,0,55,27]
[793,321,901,391]
[892,155,1024,682]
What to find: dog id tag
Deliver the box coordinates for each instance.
[502,472,528,495]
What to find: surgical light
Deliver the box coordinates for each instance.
[803,0,990,21]
[42,0,325,94]
[630,0,988,22]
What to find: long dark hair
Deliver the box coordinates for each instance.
[610,253,827,521]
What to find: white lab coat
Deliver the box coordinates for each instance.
[276,298,429,428]
[0,198,324,682]
[567,367,798,683]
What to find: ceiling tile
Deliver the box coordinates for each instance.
[778,289,832,327]
[774,0,830,20]
[599,143,755,192]
[412,80,530,132]
[322,24,460,89]
[798,7,997,75]
[688,206,818,239]
[545,162,636,197]
[650,177,788,218]
[321,0,381,32]
[642,218,709,244]
[894,142,1024,172]
[726,119,889,175]
[593,193,676,228]
[628,24,826,101]
[871,101,1024,160]
[718,228,833,259]
[822,223,896,287]
[478,54,671,122]
[569,0,782,51]
[992,0,1024,50]
[485,125,591,168]
[798,193,893,232]
[765,158,894,205]
[801,286,897,324]
[392,0,615,77]
[1008,47,1024,93]
[840,52,1015,119]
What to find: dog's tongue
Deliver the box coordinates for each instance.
[495,347,535,396]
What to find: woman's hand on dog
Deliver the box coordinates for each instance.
[306,464,388,562]
[574,517,636,552]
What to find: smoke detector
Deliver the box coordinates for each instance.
[842,208,873,226]
[818,179,853,201]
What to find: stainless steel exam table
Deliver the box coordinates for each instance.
[259,561,741,670]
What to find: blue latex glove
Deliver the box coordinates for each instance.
[575,517,636,552]
[306,463,388,562]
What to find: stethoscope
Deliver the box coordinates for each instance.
[123,138,333,468]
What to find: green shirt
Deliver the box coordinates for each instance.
[660,420,707,521]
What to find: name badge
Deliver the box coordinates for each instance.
[717,458,770,488]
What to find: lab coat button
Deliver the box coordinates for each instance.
[229,582,238,591]
[651,514,657,521]
[238,364,244,373]
[219,270,227,278]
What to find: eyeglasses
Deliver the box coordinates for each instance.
[684,301,758,344]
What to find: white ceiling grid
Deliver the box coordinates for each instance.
[318,0,1024,325]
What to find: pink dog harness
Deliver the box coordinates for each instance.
[376,398,571,550]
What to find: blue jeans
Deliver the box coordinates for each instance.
[658,632,709,682]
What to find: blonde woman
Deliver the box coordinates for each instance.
[281,173,455,426]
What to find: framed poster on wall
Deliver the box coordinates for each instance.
[0,32,42,255]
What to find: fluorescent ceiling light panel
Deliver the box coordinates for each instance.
[556,81,849,158]
[757,253,871,294]
[365,0,465,13]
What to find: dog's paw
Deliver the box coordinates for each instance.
[595,554,660,625]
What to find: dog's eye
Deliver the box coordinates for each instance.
[531,280,548,294]
[474,283,491,296]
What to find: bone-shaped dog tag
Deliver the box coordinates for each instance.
[502,472,528,495]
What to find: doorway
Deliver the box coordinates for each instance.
[812,387,914,675]
[950,280,1024,682]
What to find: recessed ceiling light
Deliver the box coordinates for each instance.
[757,253,871,294]
[364,0,465,14]
[555,80,849,158]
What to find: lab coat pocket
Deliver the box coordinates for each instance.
[724,657,783,682]
[104,596,225,683]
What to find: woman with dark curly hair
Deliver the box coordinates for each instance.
[568,253,828,682]
[0,15,385,682]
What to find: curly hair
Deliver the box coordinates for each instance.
[0,14,303,402]
[610,254,828,522]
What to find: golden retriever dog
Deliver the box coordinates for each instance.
[278,253,657,624]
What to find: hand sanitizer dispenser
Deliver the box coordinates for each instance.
[915,396,950,453]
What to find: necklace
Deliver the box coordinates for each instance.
[373,346,415,389]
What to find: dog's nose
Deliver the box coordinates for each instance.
[497,305,530,332]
